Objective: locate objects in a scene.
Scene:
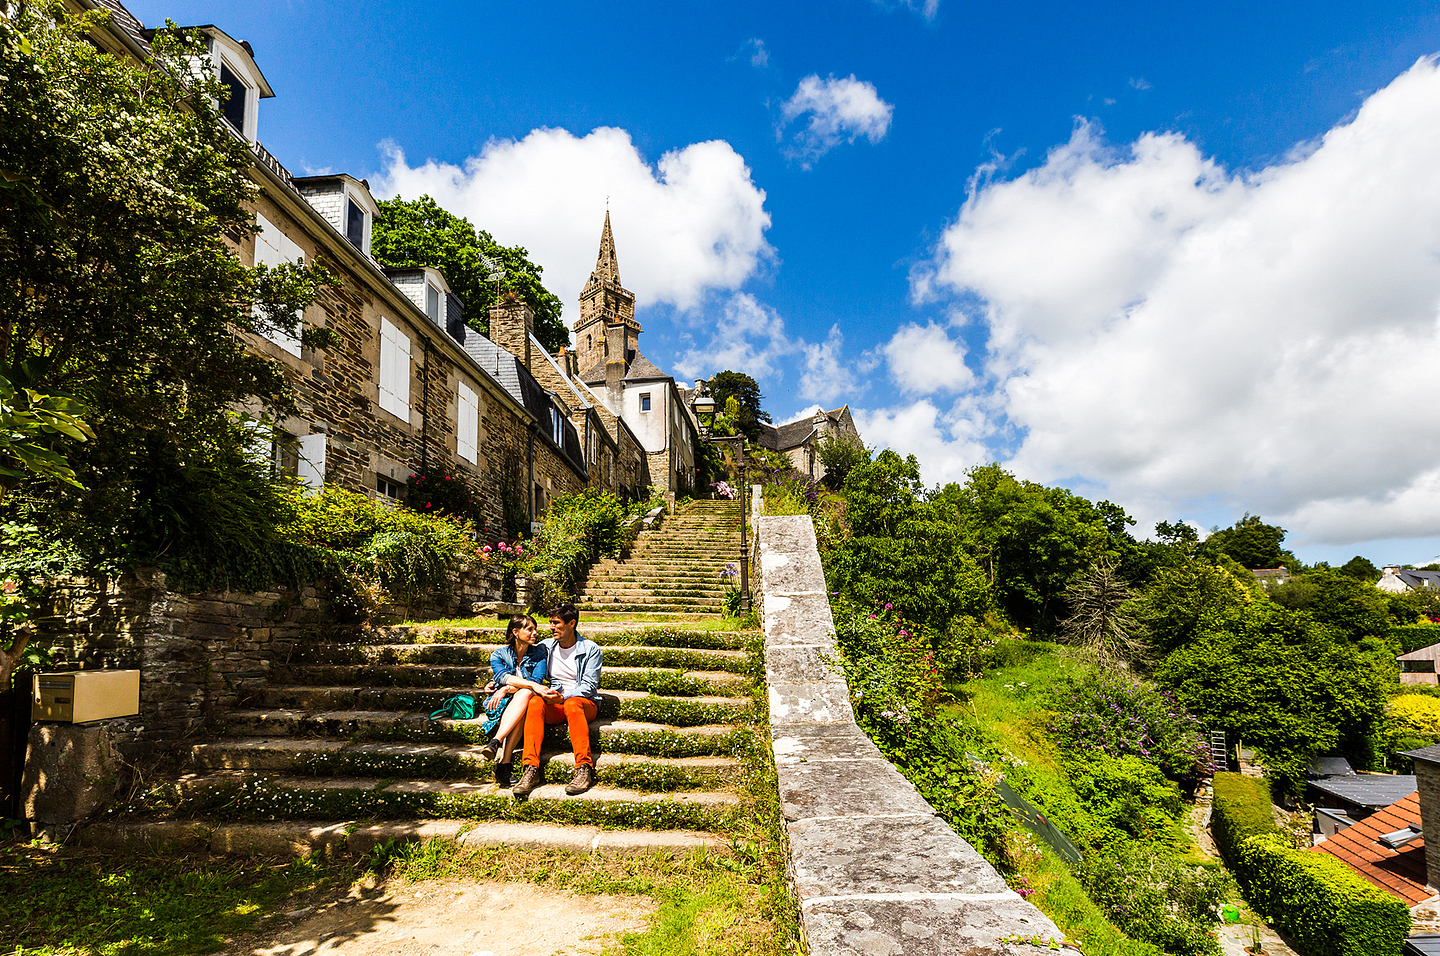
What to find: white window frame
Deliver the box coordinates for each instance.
[426,281,442,323]
[551,406,564,446]
[214,51,258,141]
[457,381,479,464]
[252,213,303,358]
[378,317,411,420]
[344,189,372,256]
[640,392,651,412]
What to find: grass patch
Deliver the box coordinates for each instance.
[0,842,351,956]
[377,840,790,956]
[390,613,755,632]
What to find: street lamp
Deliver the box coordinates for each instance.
[690,381,750,613]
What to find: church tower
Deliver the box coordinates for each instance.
[573,212,641,373]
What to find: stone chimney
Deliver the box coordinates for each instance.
[605,323,627,412]
[489,292,533,370]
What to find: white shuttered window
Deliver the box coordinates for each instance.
[253,213,304,357]
[378,317,411,419]
[457,382,479,463]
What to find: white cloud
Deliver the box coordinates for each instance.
[914,56,1440,546]
[874,0,941,20]
[778,74,894,168]
[781,404,825,424]
[746,38,769,68]
[373,128,773,317]
[881,321,974,394]
[1128,77,1152,90]
[852,398,992,485]
[800,325,862,405]
[674,293,793,381]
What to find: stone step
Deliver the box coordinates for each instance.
[215,710,749,757]
[274,663,748,695]
[157,772,742,829]
[577,589,728,602]
[79,819,725,858]
[295,643,748,672]
[575,602,730,615]
[245,686,751,725]
[188,738,740,789]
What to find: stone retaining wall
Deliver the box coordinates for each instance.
[756,514,1066,955]
[33,563,505,761]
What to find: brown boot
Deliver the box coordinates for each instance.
[512,764,543,798]
[565,762,596,795]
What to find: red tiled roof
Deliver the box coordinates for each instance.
[1313,791,1431,905]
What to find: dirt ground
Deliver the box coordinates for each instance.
[227,875,656,956]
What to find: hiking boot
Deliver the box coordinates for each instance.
[565,763,596,795]
[479,738,500,762]
[494,761,513,789]
[512,764,543,798]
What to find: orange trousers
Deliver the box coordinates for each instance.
[521,694,598,767]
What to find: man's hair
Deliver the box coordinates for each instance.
[549,602,579,624]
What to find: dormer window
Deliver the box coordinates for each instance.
[346,197,367,252]
[219,60,249,132]
[426,282,441,323]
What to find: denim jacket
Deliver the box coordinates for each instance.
[489,645,548,689]
[538,636,603,703]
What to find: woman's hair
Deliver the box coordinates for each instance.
[505,613,537,652]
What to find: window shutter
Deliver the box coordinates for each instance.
[378,317,411,419]
[253,213,303,357]
[297,433,326,492]
[457,382,478,463]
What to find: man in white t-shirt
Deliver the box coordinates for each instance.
[513,602,605,797]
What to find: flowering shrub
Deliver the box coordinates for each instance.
[711,481,736,501]
[1078,841,1230,956]
[406,463,485,526]
[1048,670,1213,787]
[832,600,942,747]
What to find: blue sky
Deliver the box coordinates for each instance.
[134,0,1440,565]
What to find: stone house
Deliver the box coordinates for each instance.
[566,214,701,503]
[1381,568,1440,594]
[757,405,860,482]
[75,0,612,534]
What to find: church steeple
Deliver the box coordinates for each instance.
[592,211,621,286]
[573,211,639,373]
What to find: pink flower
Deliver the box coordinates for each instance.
[884,603,893,610]
[482,545,492,553]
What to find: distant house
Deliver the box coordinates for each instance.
[1307,772,1417,822]
[1379,568,1440,594]
[1252,567,1291,588]
[1400,643,1440,686]
[756,405,859,483]
[1312,791,1431,905]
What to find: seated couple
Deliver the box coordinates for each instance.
[478,602,603,797]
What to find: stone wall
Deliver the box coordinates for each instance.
[756,514,1064,955]
[31,563,505,762]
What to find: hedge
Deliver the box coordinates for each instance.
[1230,834,1410,956]
[1211,772,1277,862]
[1390,623,1440,655]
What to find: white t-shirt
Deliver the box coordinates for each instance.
[550,641,582,697]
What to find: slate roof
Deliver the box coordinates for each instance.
[757,406,850,452]
[1406,936,1440,956]
[1406,744,1440,766]
[1309,774,1417,811]
[460,333,586,475]
[1309,756,1356,778]
[90,0,151,50]
[1313,792,1430,905]
[576,349,670,386]
[1394,570,1440,590]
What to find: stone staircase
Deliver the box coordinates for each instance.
[577,499,742,615]
[82,504,761,857]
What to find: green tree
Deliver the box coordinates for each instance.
[708,371,770,441]
[372,196,568,354]
[1199,513,1294,569]
[1155,519,1199,546]
[1060,559,1144,667]
[816,431,868,491]
[1339,555,1381,582]
[1268,569,1392,641]
[1132,559,1253,657]
[937,463,1137,634]
[0,4,331,684]
[1154,602,1394,793]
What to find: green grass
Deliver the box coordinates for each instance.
[0,843,351,956]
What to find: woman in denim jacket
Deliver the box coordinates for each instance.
[479,614,548,788]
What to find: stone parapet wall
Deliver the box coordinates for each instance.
[756,515,1065,955]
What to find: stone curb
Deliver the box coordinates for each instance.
[756,515,1068,956]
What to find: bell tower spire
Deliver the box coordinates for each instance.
[574,211,639,374]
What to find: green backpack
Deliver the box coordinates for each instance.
[429,694,476,720]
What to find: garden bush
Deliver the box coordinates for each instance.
[1389,694,1440,741]
[1230,834,1410,956]
[1049,671,1212,786]
[1389,623,1440,655]
[1209,772,1277,863]
[1065,752,1184,843]
[1078,841,1230,956]
[831,599,942,746]
[525,490,628,606]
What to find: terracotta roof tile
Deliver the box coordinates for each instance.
[1313,792,1431,905]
